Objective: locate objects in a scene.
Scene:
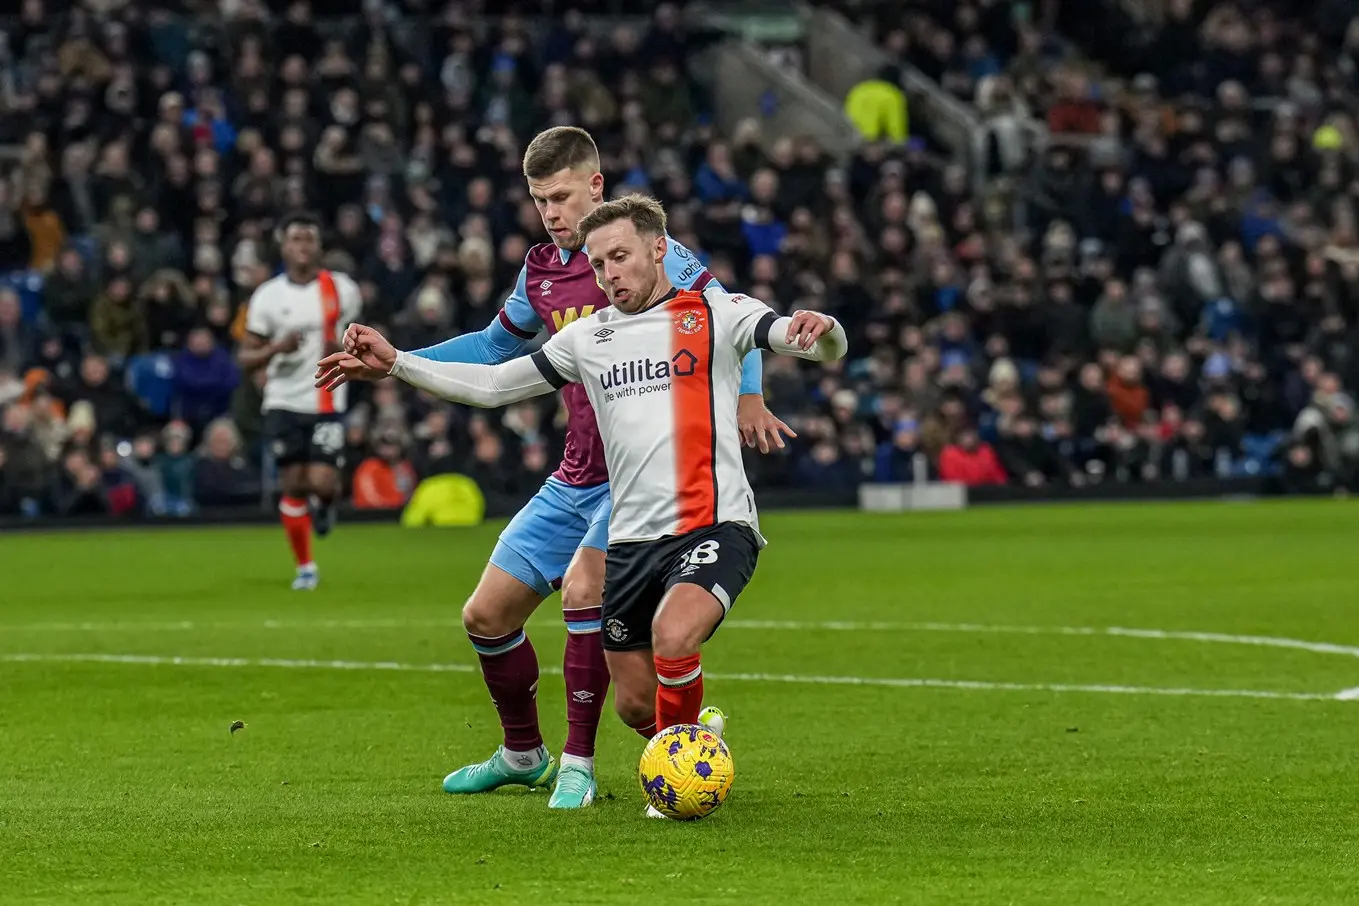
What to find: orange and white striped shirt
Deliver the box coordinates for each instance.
[246,270,362,415]
[390,285,848,545]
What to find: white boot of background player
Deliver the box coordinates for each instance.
[291,563,319,591]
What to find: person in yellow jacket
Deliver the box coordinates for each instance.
[845,65,909,143]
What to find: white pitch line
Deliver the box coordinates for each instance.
[0,652,1341,703]
[6,618,1359,662]
[1334,686,1359,701]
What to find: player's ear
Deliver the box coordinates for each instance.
[654,234,667,263]
[588,171,604,202]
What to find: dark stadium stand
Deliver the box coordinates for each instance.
[1,0,1358,519]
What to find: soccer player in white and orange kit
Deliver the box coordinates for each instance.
[240,213,362,590]
[315,194,847,753]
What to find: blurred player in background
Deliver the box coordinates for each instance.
[316,195,847,817]
[238,212,361,591]
[318,128,790,809]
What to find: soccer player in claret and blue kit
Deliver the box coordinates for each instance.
[316,127,791,808]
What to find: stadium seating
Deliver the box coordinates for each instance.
[1,0,1357,518]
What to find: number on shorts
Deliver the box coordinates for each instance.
[685,540,721,566]
[311,421,344,455]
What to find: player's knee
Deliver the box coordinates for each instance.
[560,572,602,613]
[652,588,718,658]
[651,614,703,659]
[309,467,340,501]
[462,596,513,638]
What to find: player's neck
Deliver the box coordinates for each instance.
[639,277,677,313]
[285,267,319,286]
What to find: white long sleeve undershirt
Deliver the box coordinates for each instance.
[388,352,555,408]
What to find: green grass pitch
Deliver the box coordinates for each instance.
[3,500,1359,904]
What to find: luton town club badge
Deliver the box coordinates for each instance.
[676,310,703,335]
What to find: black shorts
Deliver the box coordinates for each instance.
[264,409,345,469]
[601,522,761,652]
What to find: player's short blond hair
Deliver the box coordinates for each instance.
[522,127,600,179]
[576,194,668,242]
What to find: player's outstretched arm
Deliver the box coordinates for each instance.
[409,264,541,365]
[388,353,557,408]
[315,324,557,408]
[408,318,532,365]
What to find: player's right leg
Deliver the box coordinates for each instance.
[442,562,556,794]
[548,485,612,809]
[264,410,319,590]
[605,648,661,738]
[442,480,586,796]
[598,537,666,738]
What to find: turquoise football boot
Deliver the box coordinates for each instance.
[442,747,558,794]
[547,764,597,809]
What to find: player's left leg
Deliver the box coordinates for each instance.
[652,524,761,729]
[650,586,721,730]
[548,489,612,809]
[303,416,345,537]
[305,462,341,537]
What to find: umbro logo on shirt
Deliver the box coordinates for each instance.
[540,280,553,295]
[594,328,615,342]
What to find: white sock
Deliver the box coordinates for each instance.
[501,745,547,772]
[297,562,316,573]
[560,753,594,773]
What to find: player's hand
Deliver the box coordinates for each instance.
[785,310,836,351]
[275,332,303,354]
[315,324,397,390]
[738,394,796,453]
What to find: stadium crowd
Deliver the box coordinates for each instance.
[2,0,1359,519]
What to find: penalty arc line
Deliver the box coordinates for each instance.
[0,652,1346,703]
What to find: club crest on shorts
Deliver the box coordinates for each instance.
[605,618,629,643]
[675,310,703,335]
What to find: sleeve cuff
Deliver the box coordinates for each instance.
[499,308,538,340]
[530,350,569,389]
[753,311,779,351]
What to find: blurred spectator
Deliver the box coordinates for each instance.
[192,417,259,507]
[156,421,196,516]
[141,269,197,350]
[57,449,109,516]
[938,428,1008,487]
[1,404,50,515]
[0,289,30,374]
[352,430,419,510]
[172,326,240,435]
[44,248,98,334]
[119,431,168,516]
[66,353,139,439]
[96,436,141,517]
[89,274,146,359]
